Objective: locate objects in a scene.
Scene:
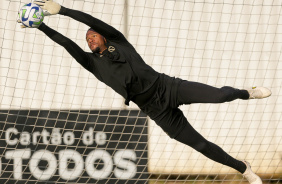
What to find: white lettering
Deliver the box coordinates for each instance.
[41,129,50,144]
[6,128,109,147]
[32,131,40,145]
[20,131,30,146]
[3,128,139,181]
[82,127,93,145]
[3,148,138,180]
[51,128,62,145]
[95,132,107,145]
[85,149,113,180]
[114,149,137,179]
[63,132,75,145]
[59,150,84,180]
[29,150,57,180]
[5,149,31,179]
[5,128,18,145]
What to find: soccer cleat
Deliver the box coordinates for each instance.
[242,161,262,184]
[247,87,271,99]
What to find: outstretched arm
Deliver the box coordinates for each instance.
[38,23,90,69]
[35,0,127,43]
[59,7,125,42]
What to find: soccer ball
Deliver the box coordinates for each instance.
[19,3,44,28]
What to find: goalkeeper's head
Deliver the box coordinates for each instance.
[86,28,107,53]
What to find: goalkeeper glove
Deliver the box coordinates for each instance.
[34,0,61,16]
[17,19,27,29]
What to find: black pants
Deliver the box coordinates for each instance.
[135,74,249,173]
[175,80,249,173]
[177,80,249,105]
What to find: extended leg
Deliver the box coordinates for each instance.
[176,81,249,105]
[151,107,247,173]
[175,123,263,183]
[174,116,247,174]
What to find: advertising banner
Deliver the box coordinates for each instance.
[0,110,148,184]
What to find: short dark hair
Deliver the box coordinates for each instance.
[86,28,105,40]
[87,28,96,32]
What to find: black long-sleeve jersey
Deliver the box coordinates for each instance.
[38,6,159,105]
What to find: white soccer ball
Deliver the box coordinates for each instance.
[19,3,44,28]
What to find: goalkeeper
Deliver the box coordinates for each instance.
[18,1,271,183]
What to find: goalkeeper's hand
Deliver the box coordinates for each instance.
[17,19,27,29]
[34,0,61,16]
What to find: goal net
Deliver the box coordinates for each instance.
[0,0,281,183]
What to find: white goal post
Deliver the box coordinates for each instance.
[0,0,281,183]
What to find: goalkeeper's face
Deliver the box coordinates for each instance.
[86,30,107,53]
